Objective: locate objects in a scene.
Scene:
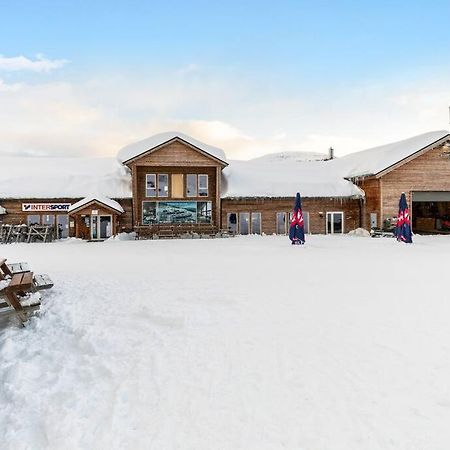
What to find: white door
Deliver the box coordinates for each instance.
[326,212,344,234]
[370,213,378,229]
[90,215,112,240]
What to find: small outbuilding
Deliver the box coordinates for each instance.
[68,197,124,240]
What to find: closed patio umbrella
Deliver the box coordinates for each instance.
[395,192,413,243]
[289,192,305,245]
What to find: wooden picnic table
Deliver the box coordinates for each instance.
[0,257,54,325]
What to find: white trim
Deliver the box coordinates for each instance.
[90,214,113,240]
[326,211,344,234]
[145,173,157,197]
[276,211,287,235]
[250,212,262,235]
[157,173,169,198]
[238,212,250,235]
[198,174,208,197]
[186,173,197,197]
[226,212,238,234]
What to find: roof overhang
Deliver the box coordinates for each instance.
[122,136,228,167]
[68,198,124,215]
[349,134,450,180]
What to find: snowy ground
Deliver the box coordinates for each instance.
[1,234,450,450]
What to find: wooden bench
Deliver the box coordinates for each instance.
[0,258,12,280]
[2,272,35,323]
[0,257,54,325]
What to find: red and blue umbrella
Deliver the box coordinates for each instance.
[395,192,413,243]
[289,192,305,245]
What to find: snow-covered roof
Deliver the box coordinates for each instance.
[222,154,364,198]
[338,130,450,178]
[0,156,132,199]
[0,205,6,215]
[117,131,227,165]
[251,151,327,163]
[68,196,124,214]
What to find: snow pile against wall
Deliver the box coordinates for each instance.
[337,130,450,178]
[222,157,364,198]
[117,131,227,164]
[0,157,132,199]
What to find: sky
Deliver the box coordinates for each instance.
[1,0,450,160]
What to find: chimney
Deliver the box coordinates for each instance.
[328,146,335,160]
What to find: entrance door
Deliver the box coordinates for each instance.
[326,212,344,234]
[99,216,112,239]
[56,215,69,238]
[227,213,238,234]
[90,215,112,240]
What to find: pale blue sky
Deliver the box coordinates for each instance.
[1,1,450,158]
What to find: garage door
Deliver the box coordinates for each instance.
[412,191,450,202]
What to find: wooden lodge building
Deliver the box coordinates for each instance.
[1,130,450,239]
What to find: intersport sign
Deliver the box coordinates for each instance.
[22,203,71,212]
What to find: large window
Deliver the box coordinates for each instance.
[186,174,197,197]
[142,201,212,225]
[326,212,343,234]
[146,173,169,198]
[276,212,287,234]
[251,212,262,234]
[146,174,156,197]
[198,175,208,196]
[158,174,169,197]
[197,202,212,223]
[186,174,208,197]
[239,213,250,235]
[227,213,238,233]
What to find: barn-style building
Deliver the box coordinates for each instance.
[1,130,450,239]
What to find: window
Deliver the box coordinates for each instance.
[303,212,310,234]
[142,201,212,224]
[239,212,250,235]
[197,202,212,223]
[42,214,55,225]
[186,174,197,197]
[158,174,169,197]
[146,174,156,197]
[227,213,238,233]
[276,212,287,234]
[251,212,261,234]
[326,212,344,234]
[142,202,157,225]
[198,175,208,197]
[27,215,41,225]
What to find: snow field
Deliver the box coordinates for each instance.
[1,235,450,450]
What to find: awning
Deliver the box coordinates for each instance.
[0,205,7,215]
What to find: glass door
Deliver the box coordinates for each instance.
[91,215,98,239]
[326,212,344,234]
[99,216,112,239]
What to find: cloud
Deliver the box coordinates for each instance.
[0,78,22,92]
[0,54,69,72]
[0,69,449,160]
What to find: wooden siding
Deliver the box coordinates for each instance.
[380,143,450,222]
[0,197,134,237]
[128,140,224,228]
[0,198,79,225]
[221,197,361,234]
[355,178,381,229]
[127,140,222,167]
